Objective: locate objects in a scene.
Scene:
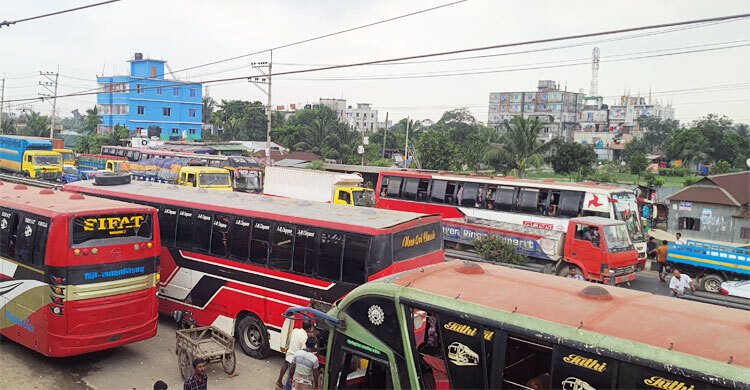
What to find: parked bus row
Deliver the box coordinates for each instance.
[285,260,750,389]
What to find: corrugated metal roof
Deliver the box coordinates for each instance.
[668,171,750,207]
[668,185,740,206]
[210,144,249,151]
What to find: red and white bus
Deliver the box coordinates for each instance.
[0,183,160,357]
[376,171,648,266]
[64,180,444,359]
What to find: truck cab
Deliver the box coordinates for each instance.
[53,148,76,166]
[23,150,63,180]
[105,160,130,172]
[178,166,232,191]
[334,186,376,207]
[564,216,638,285]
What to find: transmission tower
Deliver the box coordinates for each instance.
[590,47,600,96]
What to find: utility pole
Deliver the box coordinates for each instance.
[0,77,5,128]
[250,53,272,164]
[39,67,59,139]
[404,116,410,167]
[382,112,389,159]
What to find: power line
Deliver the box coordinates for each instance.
[5,12,750,104]
[0,0,122,28]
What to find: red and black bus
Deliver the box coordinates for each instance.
[64,180,444,359]
[0,183,160,357]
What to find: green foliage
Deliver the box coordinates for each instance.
[202,96,216,124]
[81,106,101,135]
[74,125,129,154]
[19,111,50,137]
[369,159,394,167]
[712,160,732,175]
[664,127,711,167]
[214,100,267,141]
[473,235,528,265]
[627,152,649,175]
[683,177,699,187]
[549,142,596,176]
[272,106,360,163]
[638,117,679,153]
[306,160,325,170]
[658,167,691,177]
[643,172,665,187]
[622,138,648,162]
[484,116,556,178]
[1,113,16,134]
[415,128,454,170]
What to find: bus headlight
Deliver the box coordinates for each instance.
[147,242,153,249]
[91,248,99,255]
[73,249,81,256]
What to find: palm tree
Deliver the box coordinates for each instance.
[202,97,216,124]
[329,123,360,162]
[295,118,335,154]
[483,116,557,178]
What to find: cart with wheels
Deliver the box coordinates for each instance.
[176,326,237,380]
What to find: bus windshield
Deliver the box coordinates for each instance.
[200,173,230,186]
[34,155,62,165]
[236,171,262,191]
[72,213,152,247]
[63,165,79,175]
[603,224,634,252]
[611,193,645,242]
[352,189,375,207]
[60,152,75,162]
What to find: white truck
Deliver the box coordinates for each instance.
[263,166,375,206]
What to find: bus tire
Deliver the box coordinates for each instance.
[94,172,131,186]
[236,314,269,359]
[700,274,724,294]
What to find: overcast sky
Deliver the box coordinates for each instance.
[3,0,749,125]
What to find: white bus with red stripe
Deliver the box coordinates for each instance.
[375,171,647,268]
[64,180,443,359]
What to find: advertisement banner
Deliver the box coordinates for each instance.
[442,223,549,259]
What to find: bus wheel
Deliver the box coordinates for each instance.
[700,274,724,294]
[236,314,269,359]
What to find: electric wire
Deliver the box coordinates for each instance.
[0,0,122,28]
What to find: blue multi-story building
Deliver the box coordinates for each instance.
[96,53,203,140]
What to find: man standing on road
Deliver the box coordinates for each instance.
[277,320,315,390]
[289,337,321,390]
[184,358,207,390]
[566,266,585,281]
[646,236,658,260]
[656,240,669,282]
[669,269,696,297]
[675,232,687,245]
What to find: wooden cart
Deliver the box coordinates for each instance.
[176,326,236,380]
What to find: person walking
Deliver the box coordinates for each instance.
[655,240,669,282]
[289,337,320,390]
[183,358,207,390]
[566,266,584,281]
[646,236,658,261]
[277,320,315,390]
[669,269,696,297]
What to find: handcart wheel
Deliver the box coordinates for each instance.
[178,349,194,380]
[222,350,237,375]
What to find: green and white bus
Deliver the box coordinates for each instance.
[284,261,749,389]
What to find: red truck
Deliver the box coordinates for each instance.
[443,216,638,285]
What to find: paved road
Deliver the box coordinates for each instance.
[0,316,284,390]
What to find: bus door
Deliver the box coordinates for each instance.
[328,337,394,389]
[569,223,603,277]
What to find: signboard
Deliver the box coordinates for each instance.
[392,223,441,262]
[72,214,151,245]
[679,201,692,211]
[442,223,549,259]
[551,345,616,389]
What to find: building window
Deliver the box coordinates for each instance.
[136,84,144,94]
[172,128,179,134]
[189,128,196,134]
[189,108,197,118]
[156,87,163,95]
[189,89,197,98]
[163,107,172,116]
[740,227,750,239]
[173,87,180,96]
[137,106,145,115]
[678,217,701,231]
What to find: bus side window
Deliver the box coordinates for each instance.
[495,186,517,212]
[193,212,213,252]
[16,215,37,265]
[518,188,540,214]
[416,179,430,201]
[159,207,178,246]
[402,178,419,200]
[0,210,17,257]
[175,209,195,249]
[230,217,252,262]
[269,223,294,270]
[293,226,318,275]
[386,177,402,198]
[459,182,479,207]
[210,214,230,257]
[430,180,448,203]
[32,219,50,268]
[445,181,458,204]
[249,220,270,265]
[559,191,584,217]
[342,235,369,284]
[318,232,343,281]
[502,334,553,389]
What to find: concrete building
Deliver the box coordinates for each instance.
[346,103,378,133]
[97,53,203,140]
[666,171,750,245]
[319,98,346,121]
[607,96,675,133]
[488,80,584,142]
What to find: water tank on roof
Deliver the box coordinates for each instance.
[134,52,143,60]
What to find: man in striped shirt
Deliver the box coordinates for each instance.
[289,337,320,390]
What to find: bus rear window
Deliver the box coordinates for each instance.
[392,222,442,262]
[72,213,152,247]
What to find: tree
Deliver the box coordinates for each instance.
[622,138,648,162]
[473,235,528,265]
[549,142,597,177]
[214,100,267,141]
[712,160,732,175]
[664,128,711,168]
[638,117,679,153]
[415,128,454,170]
[202,96,216,124]
[19,111,50,137]
[716,130,750,166]
[81,106,101,135]
[483,116,556,178]
[627,151,649,181]
[1,113,16,134]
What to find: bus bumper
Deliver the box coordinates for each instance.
[45,315,158,357]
